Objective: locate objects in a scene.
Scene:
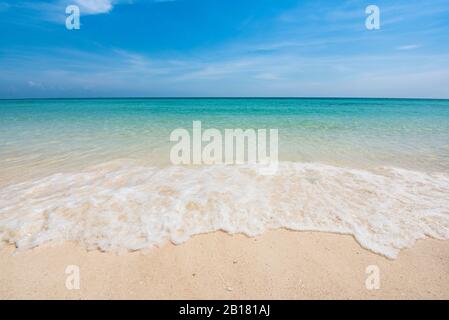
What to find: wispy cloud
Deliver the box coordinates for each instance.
[396,44,420,51]
[74,0,114,15]
[2,44,449,98]
[65,0,134,16]
[5,0,133,24]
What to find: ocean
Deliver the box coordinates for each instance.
[1,98,448,258]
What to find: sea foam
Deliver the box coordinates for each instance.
[0,160,448,259]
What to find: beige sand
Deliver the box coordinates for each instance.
[0,230,448,299]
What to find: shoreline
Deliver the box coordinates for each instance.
[1,230,448,299]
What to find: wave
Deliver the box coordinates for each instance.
[1,160,448,259]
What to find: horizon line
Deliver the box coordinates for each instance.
[1,96,449,101]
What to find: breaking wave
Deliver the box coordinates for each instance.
[1,160,448,259]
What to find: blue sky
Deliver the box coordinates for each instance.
[0,0,449,98]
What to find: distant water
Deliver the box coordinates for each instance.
[1,98,449,258]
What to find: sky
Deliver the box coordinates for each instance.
[0,0,449,98]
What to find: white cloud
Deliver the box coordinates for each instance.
[13,0,128,23]
[74,0,113,15]
[396,44,421,51]
[70,0,136,16]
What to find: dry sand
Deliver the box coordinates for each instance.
[0,230,448,299]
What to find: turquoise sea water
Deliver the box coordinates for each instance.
[1,98,449,183]
[1,98,449,257]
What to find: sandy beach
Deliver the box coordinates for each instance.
[1,230,448,300]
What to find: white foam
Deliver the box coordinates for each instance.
[1,160,448,258]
